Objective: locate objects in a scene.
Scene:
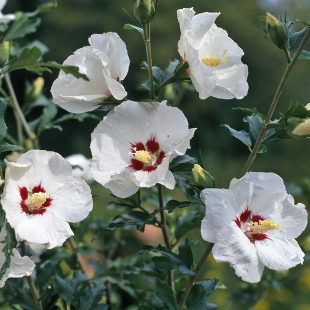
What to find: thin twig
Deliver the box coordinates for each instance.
[144,23,155,100]
[4,73,38,149]
[178,243,214,310]
[239,30,310,178]
[20,241,43,310]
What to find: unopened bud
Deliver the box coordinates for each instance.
[286,116,310,138]
[134,0,156,25]
[305,103,310,111]
[265,12,289,49]
[25,77,44,103]
[0,41,10,67]
[192,164,215,189]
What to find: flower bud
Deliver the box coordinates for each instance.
[25,77,44,103]
[0,41,10,67]
[192,164,215,189]
[134,0,156,25]
[286,116,310,138]
[265,12,289,49]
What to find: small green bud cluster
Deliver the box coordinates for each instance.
[134,0,157,25]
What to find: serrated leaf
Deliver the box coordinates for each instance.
[0,143,23,154]
[0,222,17,279]
[222,124,252,148]
[289,27,308,50]
[297,50,310,60]
[0,101,7,142]
[124,24,144,38]
[186,279,218,310]
[141,243,196,276]
[155,279,178,310]
[174,174,196,202]
[243,114,262,140]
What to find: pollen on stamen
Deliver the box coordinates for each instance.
[201,57,221,67]
[250,220,281,234]
[27,192,49,209]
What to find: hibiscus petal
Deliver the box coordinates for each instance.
[256,238,305,270]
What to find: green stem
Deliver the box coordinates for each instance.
[4,73,39,149]
[143,23,155,100]
[157,184,174,289]
[178,243,214,310]
[239,30,310,178]
[20,241,43,310]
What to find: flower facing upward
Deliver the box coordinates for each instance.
[51,32,130,113]
[90,100,195,198]
[1,150,93,249]
[177,8,248,100]
[0,227,35,288]
[0,0,15,24]
[201,172,307,283]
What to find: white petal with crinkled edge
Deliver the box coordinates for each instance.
[256,238,304,270]
[89,32,130,80]
[0,246,34,288]
[201,188,239,243]
[15,210,74,249]
[105,172,140,198]
[16,150,73,195]
[49,177,93,223]
[229,172,287,215]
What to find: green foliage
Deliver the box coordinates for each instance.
[0,222,17,280]
[124,23,144,38]
[186,279,218,310]
[222,124,252,148]
[0,143,23,154]
[141,240,196,276]
[155,278,179,310]
[288,27,308,50]
[0,101,7,142]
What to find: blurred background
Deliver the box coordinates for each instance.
[2,0,310,309]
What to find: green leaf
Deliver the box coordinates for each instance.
[164,200,191,213]
[152,59,179,86]
[78,283,106,310]
[124,24,144,38]
[186,279,218,310]
[289,27,308,50]
[174,174,196,202]
[0,207,5,234]
[3,12,41,41]
[0,222,17,280]
[170,154,196,174]
[297,50,310,60]
[37,101,58,133]
[0,143,23,154]
[175,210,204,240]
[257,144,267,154]
[233,106,265,120]
[178,239,194,270]
[141,243,196,276]
[56,275,73,305]
[222,124,252,148]
[155,279,178,310]
[0,101,7,142]
[296,19,310,29]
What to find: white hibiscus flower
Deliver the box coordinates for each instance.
[200,172,307,283]
[51,32,130,113]
[65,154,94,183]
[0,227,35,288]
[0,0,15,24]
[90,100,195,198]
[1,150,93,249]
[177,7,248,100]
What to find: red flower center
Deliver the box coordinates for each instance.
[19,183,52,215]
[234,208,272,243]
[129,137,166,173]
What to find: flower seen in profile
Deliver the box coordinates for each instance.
[0,0,15,24]
[200,172,307,283]
[0,227,34,288]
[90,100,195,198]
[51,32,130,113]
[1,150,93,249]
[177,7,248,100]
